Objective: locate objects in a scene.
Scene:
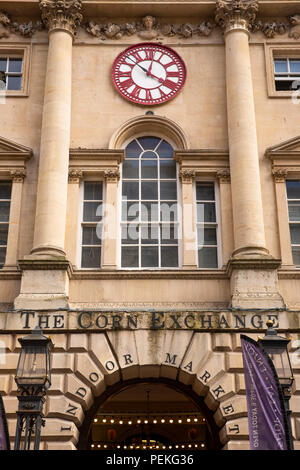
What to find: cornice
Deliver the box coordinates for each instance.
[71,268,229,280]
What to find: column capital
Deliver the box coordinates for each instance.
[104,168,120,183]
[10,169,26,182]
[217,169,231,183]
[272,167,288,183]
[215,0,259,35]
[39,0,83,37]
[68,168,83,183]
[179,169,196,184]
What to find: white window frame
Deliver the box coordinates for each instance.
[0,180,12,269]
[274,57,300,91]
[194,179,222,269]
[78,179,105,270]
[286,179,300,268]
[119,135,182,270]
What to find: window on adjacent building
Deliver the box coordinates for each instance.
[196,182,219,268]
[274,58,300,91]
[286,180,300,267]
[0,181,12,268]
[80,181,103,268]
[121,136,179,269]
[0,57,23,91]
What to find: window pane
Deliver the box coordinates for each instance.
[141,150,157,159]
[197,226,217,246]
[0,247,6,267]
[8,58,22,73]
[125,140,141,158]
[121,224,139,244]
[121,246,139,267]
[275,80,295,91]
[141,225,159,244]
[161,246,178,267]
[82,226,101,245]
[197,203,216,222]
[141,160,158,178]
[0,202,10,222]
[122,160,139,179]
[81,247,101,268]
[0,224,8,246]
[141,182,158,200]
[290,224,300,244]
[83,202,102,222]
[122,181,139,200]
[292,247,300,266]
[141,202,158,221]
[160,160,176,179]
[290,60,300,73]
[122,201,139,221]
[198,247,218,268]
[287,181,300,199]
[7,75,22,90]
[160,181,177,200]
[138,136,160,150]
[141,246,158,267]
[274,59,288,73]
[196,183,215,201]
[288,201,300,221]
[84,182,102,200]
[160,202,178,222]
[156,140,173,158]
[0,182,11,199]
[0,59,7,72]
[161,224,178,244]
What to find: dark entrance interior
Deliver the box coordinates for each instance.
[78,378,221,450]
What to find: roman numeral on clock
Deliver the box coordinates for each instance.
[144,49,155,61]
[131,85,142,98]
[121,78,134,89]
[162,79,177,91]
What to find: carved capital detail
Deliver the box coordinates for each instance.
[272,168,288,183]
[39,0,83,37]
[215,0,259,34]
[104,169,120,182]
[179,169,196,183]
[10,169,26,182]
[217,169,231,183]
[68,169,83,183]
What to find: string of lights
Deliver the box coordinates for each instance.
[93,414,206,425]
[90,443,206,450]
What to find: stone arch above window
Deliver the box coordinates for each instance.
[109,115,189,151]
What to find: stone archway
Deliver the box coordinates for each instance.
[43,330,249,450]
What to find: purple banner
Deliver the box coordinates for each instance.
[241,335,290,450]
[0,393,9,450]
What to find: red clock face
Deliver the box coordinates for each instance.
[112,43,186,106]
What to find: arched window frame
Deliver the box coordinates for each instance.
[119,133,183,270]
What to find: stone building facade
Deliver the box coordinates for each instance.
[0,0,300,450]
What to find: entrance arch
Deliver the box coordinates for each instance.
[44,330,249,450]
[78,378,221,450]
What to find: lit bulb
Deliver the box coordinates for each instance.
[128,420,132,425]
[153,419,157,424]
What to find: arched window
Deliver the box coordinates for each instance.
[121,136,179,268]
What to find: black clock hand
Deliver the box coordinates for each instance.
[126,56,148,73]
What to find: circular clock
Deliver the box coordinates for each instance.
[112,43,186,105]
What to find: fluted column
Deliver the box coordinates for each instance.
[215,0,283,308]
[216,0,267,259]
[32,0,82,258]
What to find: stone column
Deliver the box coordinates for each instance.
[3,170,26,269]
[215,0,283,308]
[179,169,198,270]
[14,0,82,310]
[32,0,82,258]
[102,170,120,270]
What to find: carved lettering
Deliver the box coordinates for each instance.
[127,315,138,329]
[151,312,165,329]
[165,353,177,365]
[20,311,35,329]
[184,315,195,329]
[66,403,78,416]
[112,315,122,329]
[234,314,246,329]
[229,424,240,434]
[123,354,133,365]
[53,314,64,328]
[78,312,93,329]
[200,370,211,383]
[218,315,230,329]
[223,404,234,415]
[200,315,213,329]
[38,315,50,329]
[212,385,225,398]
[61,426,72,432]
[89,372,99,383]
[183,361,193,372]
[169,314,182,328]
[251,315,263,329]
[105,361,115,371]
[95,315,108,329]
[75,387,87,398]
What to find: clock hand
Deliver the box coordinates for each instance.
[126,56,148,73]
[147,58,154,76]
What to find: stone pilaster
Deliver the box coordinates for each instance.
[179,169,198,269]
[215,0,284,308]
[102,169,120,270]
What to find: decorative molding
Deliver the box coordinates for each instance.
[10,169,26,182]
[215,0,259,34]
[104,169,120,182]
[68,168,83,183]
[39,0,83,37]
[272,168,288,183]
[289,15,300,40]
[217,169,231,183]
[179,169,196,183]
[84,15,214,41]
